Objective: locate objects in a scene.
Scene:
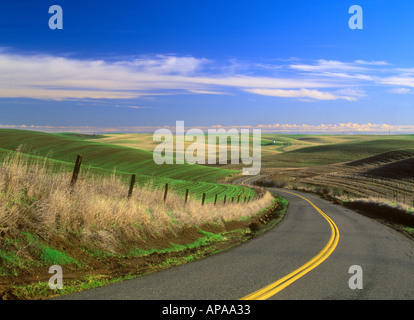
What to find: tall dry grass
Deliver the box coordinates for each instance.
[0,152,274,253]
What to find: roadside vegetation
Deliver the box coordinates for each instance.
[0,151,285,300]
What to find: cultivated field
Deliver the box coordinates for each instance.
[63,131,414,208]
[256,134,414,218]
[0,129,256,203]
[84,132,414,208]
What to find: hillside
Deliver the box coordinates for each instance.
[261,136,414,168]
[0,129,254,202]
[367,157,414,180]
[264,148,414,206]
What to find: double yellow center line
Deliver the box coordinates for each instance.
[240,190,340,300]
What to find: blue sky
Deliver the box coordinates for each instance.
[1,0,414,132]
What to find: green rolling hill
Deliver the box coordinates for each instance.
[0,129,255,202]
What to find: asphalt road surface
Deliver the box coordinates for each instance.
[55,186,414,300]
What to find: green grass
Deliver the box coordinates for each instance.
[0,249,32,276]
[21,232,81,267]
[128,230,224,257]
[0,232,82,277]
[11,274,135,300]
[0,129,232,181]
[403,226,414,236]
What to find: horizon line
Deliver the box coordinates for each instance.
[1,123,413,135]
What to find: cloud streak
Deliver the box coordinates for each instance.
[0,51,413,102]
[244,88,356,101]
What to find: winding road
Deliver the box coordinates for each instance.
[56,177,414,300]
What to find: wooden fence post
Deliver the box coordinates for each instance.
[70,154,83,188]
[185,189,189,204]
[214,194,218,205]
[128,174,136,199]
[163,183,169,202]
[201,193,206,206]
[223,195,227,205]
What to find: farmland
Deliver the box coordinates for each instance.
[61,131,414,206]
[256,134,414,214]
[0,129,256,203]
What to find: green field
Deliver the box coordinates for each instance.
[79,132,414,169]
[0,129,255,202]
[259,134,414,168]
[35,131,414,170]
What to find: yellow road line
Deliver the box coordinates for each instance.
[240,190,340,300]
[241,175,259,185]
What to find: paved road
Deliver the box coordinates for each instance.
[56,187,414,300]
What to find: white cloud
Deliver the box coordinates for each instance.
[115,105,150,109]
[0,51,335,100]
[354,60,389,66]
[115,55,209,75]
[0,50,411,102]
[389,87,412,94]
[380,76,414,88]
[335,88,366,98]
[244,88,356,101]
[187,89,230,95]
[290,59,365,73]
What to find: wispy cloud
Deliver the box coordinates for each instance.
[380,76,414,88]
[388,87,412,94]
[354,60,390,66]
[0,50,413,102]
[0,51,332,100]
[243,88,355,101]
[114,55,209,75]
[115,105,150,109]
[187,89,230,95]
[254,123,414,134]
[290,59,366,73]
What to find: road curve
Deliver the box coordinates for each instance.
[55,186,414,300]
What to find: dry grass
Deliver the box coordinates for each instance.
[0,151,273,253]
